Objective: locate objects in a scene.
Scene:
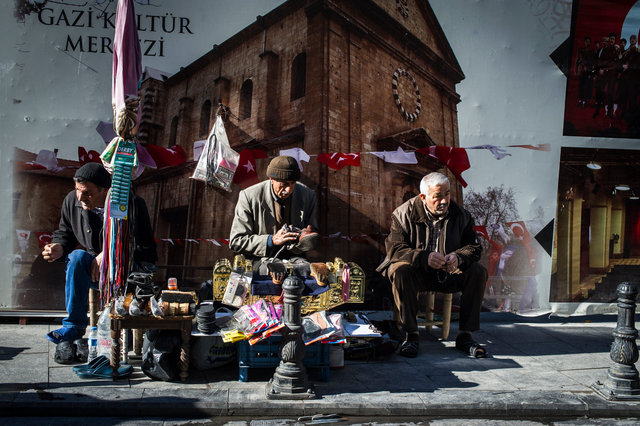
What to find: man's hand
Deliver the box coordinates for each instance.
[42,243,63,262]
[91,252,104,282]
[444,253,460,272]
[272,227,300,246]
[427,252,447,270]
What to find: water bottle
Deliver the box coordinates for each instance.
[88,326,98,362]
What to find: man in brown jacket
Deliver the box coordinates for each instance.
[377,172,487,358]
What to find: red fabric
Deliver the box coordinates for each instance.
[507,221,538,274]
[78,147,102,165]
[474,225,503,277]
[317,152,360,170]
[35,232,52,250]
[233,149,268,189]
[416,146,470,187]
[144,144,186,168]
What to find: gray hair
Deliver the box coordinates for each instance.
[420,172,449,195]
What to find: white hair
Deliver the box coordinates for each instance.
[420,172,449,195]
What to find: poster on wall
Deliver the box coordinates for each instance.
[563,0,640,138]
[553,146,640,305]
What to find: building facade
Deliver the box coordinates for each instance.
[134,0,465,287]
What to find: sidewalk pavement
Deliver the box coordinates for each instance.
[1,312,640,421]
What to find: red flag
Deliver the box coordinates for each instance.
[416,146,470,187]
[78,147,102,165]
[474,225,503,277]
[233,149,268,189]
[507,221,538,274]
[144,144,186,168]
[317,152,360,170]
[35,232,52,250]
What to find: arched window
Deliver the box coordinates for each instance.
[291,52,306,101]
[169,116,178,146]
[240,79,253,119]
[200,100,212,136]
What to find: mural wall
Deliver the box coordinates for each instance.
[4,0,640,316]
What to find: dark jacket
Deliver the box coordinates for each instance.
[376,196,481,277]
[52,190,157,264]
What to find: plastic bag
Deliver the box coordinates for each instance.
[141,329,180,381]
[222,272,249,308]
[191,115,239,191]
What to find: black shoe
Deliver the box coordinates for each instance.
[399,340,419,358]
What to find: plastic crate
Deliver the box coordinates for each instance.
[237,335,330,382]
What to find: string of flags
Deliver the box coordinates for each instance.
[17,143,550,190]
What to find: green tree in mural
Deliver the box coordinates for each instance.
[464,185,519,227]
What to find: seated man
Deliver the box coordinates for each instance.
[377,172,487,358]
[43,163,157,344]
[229,155,320,281]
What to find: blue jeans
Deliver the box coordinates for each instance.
[62,250,98,332]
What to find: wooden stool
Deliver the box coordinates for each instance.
[109,312,194,381]
[420,291,453,340]
[392,291,453,340]
[89,288,99,327]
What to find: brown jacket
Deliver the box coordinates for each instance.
[376,196,481,277]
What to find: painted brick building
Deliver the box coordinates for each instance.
[134,0,465,287]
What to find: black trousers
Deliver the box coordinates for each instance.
[388,261,487,335]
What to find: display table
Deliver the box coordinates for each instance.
[110,313,194,381]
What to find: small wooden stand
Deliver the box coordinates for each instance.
[109,312,194,381]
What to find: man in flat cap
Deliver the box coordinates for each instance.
[42,163,157,346]
[230,155,319,276]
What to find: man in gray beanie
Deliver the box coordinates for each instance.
[42,163,156,354]
[230,155,319,278]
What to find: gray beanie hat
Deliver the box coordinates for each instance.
[266,155,300,181]
[74,163,111,189]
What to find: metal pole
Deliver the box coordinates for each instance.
[592,282,640,400]
[266,275,315,399]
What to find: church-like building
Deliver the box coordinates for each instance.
[132,0,465,287]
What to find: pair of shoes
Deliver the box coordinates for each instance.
[399,340,419,358]
[53,338,88,364]
[73,355,133,379]
[46,327,82,344]
[455,333,487,358]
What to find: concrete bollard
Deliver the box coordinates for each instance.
[593,282,640,400]
[265,275,315,399]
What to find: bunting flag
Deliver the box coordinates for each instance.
[144,143,186,168]
[233,148,269,189]
[193,140,206,161]
[369,147,418,164]
[466,145,511,160]
[317,152,361,170]
[507,144,551,151]
[416,146,470,187]
[280,147,310,171]
[78,147,102,165]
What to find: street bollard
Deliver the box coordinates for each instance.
[266,275,315,399]
[592,282,640,400]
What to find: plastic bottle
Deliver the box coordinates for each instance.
[88,326,98,362]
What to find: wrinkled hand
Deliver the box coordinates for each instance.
[428,252,447,270]
[91,252,103,282]
[42,243,63,262]
[444,253,460,272]
[272,227,300,246]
